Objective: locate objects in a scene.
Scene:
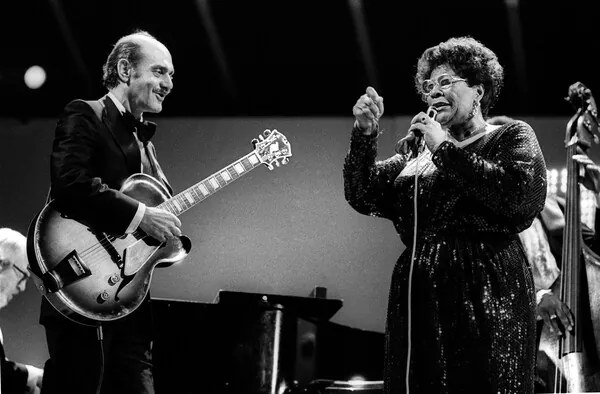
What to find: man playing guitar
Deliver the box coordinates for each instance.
[39,30,180,394]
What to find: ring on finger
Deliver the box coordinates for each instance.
[550,314,557,319]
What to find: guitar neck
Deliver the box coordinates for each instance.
[157,150,264,216]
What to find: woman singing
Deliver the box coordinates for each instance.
[344,36,547,393]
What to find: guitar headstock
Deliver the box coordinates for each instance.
[252,129,292,170]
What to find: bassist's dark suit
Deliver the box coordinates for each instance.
[41,95,171,394]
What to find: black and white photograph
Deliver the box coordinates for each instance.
[1,1,600,393]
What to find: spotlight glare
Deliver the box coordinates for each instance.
[348,376,366,384]
[24,65,46,89]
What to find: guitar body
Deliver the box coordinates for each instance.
[28,173,191,326]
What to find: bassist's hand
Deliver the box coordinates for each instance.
[538,291,574,336]
[139,206,182,243]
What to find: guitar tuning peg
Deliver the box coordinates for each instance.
[251,138,258,148]
[282,158,289,165]
[263,129,272,136]
[275,161,280,167]
[259,135,265,141]
[266,163,274,170]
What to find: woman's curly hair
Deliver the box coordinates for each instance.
[414,36,504,118]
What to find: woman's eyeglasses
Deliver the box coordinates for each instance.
[422,74,467,95]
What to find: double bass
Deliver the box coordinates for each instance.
[538,82,600,392]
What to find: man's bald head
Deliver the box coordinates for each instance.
[102,30,167,90]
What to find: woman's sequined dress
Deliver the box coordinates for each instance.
[343,120,547,393]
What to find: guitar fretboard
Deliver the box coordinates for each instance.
[157,151,263,216]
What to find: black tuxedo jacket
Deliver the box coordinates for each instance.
[50,95,172,234]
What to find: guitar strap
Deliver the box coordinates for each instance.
[85,98,105,122]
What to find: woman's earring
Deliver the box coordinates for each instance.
[468,99,480,119]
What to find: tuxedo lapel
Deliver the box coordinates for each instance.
[98,96,142,175]
[85,95,172,193]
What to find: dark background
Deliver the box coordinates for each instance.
[1,0,599,119]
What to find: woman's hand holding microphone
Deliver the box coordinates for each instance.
[397,108,446,155]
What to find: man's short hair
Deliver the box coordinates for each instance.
[101,30,158,89]
[0,228,26,271]
[0,228,26,254]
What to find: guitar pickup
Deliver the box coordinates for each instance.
[41,250,92,293]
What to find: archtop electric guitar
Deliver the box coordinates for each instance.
[27,129,291,326]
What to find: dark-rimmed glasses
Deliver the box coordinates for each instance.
[12,264,30,287]
[422,74,467,95]
[0,258,30,287]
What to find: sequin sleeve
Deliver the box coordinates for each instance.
[431,120,547,230]
[343,125,407,218]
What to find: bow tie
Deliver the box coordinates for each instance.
[122,111,156,143]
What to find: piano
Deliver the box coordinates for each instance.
[152,289,384,394]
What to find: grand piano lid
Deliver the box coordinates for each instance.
[214,289,343,321]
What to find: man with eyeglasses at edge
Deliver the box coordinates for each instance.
[344,36,547,393]
[0,227,44,393]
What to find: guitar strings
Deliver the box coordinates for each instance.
[77,231,150,263]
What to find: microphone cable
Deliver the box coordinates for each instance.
[405,106,437,394]
[95,325,105,394]
[405,151,421,394]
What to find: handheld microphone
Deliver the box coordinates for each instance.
[426,106,438,121]
[395,106,438,156]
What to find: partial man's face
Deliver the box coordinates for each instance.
[0,247,29,308]
[128,39,174,116]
